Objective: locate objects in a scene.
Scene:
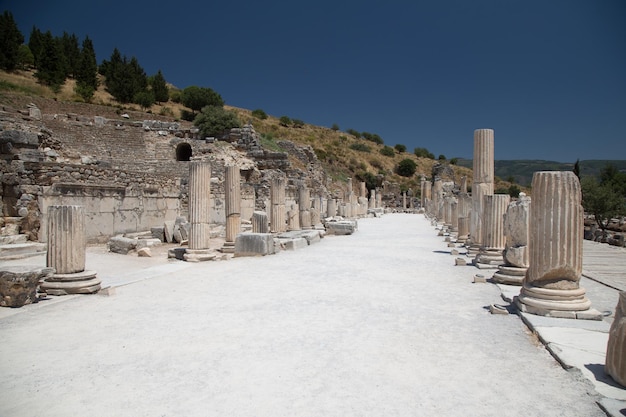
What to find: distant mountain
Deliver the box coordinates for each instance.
[455,159,626,186]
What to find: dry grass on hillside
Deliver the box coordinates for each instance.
[0,69,521,194]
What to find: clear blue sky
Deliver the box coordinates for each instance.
[4,0,625,162]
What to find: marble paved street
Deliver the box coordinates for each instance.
[0,214,609,416]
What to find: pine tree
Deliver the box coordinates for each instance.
[28,26,43,68]
[75,36,98,102]
[61,31,80,78]
[34,31,66,92]
[0,11,25,71]
[150,69,169,103]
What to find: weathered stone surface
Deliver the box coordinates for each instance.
[279,237,308,251]
[137,247,152,257]
[606,291,626,387]
[234,233,275,257]
[325,220,358,235]
[163,220,175,243]
[0,266,53,307]
[252,211,269,233]
[151,227,164,241]
[136,238,161,250]
[188,161,211,251]
[47,205,86,274]
[108,236,137,254]
[39,270,100,295]
[517,171,592,316]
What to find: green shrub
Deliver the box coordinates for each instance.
[331,123,339,131]
[395,144,406,153]
[414,147,435,159]
[252,109,267,119]
[380,146,395,157]
[350,143,371,153]
[397,158,417,177]
[279,116,291,126]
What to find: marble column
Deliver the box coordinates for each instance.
[432,179,443,221]
[311,195,322,227]
[460,176,468,194]
[423,181,432,216]
[223,165,241,253]
[375,188,382,209]
[402,192,407,210]
[369,189,376,209]
[516,171,598,319]
[606,292,626,387]
[470,129,494,247]
[420,177,427,208]
[475,194,509,267]
[298,183,312,229]
[185,161,215,261]
[450,198,458,233]
[40,205,101,295]
[493,196,531,285]
[270,177,286,233]
[457,217,469,243]
[327,198,337,218]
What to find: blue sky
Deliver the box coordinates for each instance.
[4,0,625,162]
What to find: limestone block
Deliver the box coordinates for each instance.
[281,237,308,250]
[503,246,528,268]
[163,220,175,243]
[136,238,161,250]
[606,292,626,387]
[108,236,137,255]
[234,233,275,257]
[0,266,53,307]
[137,248,152,257]
[325,220,358,235]
[151,227,164,241]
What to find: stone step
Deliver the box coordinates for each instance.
[0,234,28,245]
[0,242,47,260]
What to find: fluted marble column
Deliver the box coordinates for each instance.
[450,198,458,232]
[41,205,100,295]
[470,129,494,247]
[432,179,443,221]
[223,165,241,252]
[311,196,322,227]
[457,217,469,243]
[298,183,312,229]
[493,196,531,285]
[270,177,286,233]
[606,292,626,387]
[516,171,598,318]
[375,189,382,209]
[475,194,509,267]
[184,161,215,261]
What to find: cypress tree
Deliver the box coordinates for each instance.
[34,31,66,92]
[28,26,44,68]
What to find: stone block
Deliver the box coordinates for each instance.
[168,247,187,260]
[473,274,487,283]
[282,237,308,251]
[151,227,164,241]
[137,247,152,257]
[136,238,161,250]
[325,220,357,235]
[107,236,137,255]
[234,233,275,257]
[455,258,467,266]
[489,304,509,315]
[0,266,53,307]
[164,220,175,243]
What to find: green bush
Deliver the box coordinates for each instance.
[350,143,371,153]
[292,119,304,128]
[331,123,339,131]
[379,146,395,157]
[279,116,291,127]
[194,105,241,138]
[394,144,406,153]
[397,159,417,177]
[414,147,435,159]
[252,109,267,119]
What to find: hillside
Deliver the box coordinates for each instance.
[0,69,519,195]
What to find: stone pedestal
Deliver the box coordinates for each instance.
[222,165,241,253]
[41,205,100,295]
[270,177,286,233]
[493,196,530,285]
[606,292,626,387]
[516,172,599,319]
[475,194,509,268]
[185,161,213,262]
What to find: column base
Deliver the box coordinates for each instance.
[184,249,216,262]
[515,284,602,320]
[492,265,527,285]
[40,270,101,295]
[474,249,504,268]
